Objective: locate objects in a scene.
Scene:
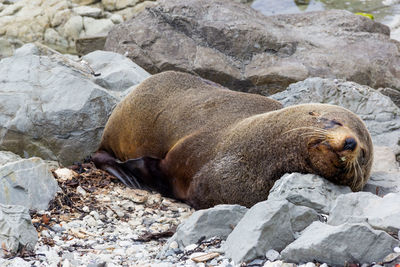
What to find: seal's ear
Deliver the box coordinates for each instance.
[93,151,172,197]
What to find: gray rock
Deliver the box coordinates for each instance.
[0,257,31,267]
[0,43,149,165]
[328,192,400,233]
[270,78,400,151]
[268,173,352,214]
[365,146,400,195]
[378,87,400,108]
[0,204,38,256]
[281,222,399,266]
[82,50,151,94]
[224,200,294,264]
[288,204,320,233]
[76,36,107,55]
[365,172,400,196]
[0,153,59,210]
[162,204,247,254]
[0,150,22,165]
[105,0,400,94]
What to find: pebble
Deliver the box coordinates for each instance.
[184,243,198,251]
[264,260,284,267]
[395,247,400,253]
[76,186,87,196]
[266,249,280,261]
[82,206,90,212]
[169,241,179,249]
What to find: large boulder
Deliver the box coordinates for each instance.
[0,151,59,210]
[0,204,38,257]
[105,0,400,95]
[268,173,351,214]
[224,200,295,264]
[281,222,399,266]
[161,204,248,254]
[0,43,150,165]
[328,192,400,233]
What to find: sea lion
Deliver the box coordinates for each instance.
[93,71,373,209]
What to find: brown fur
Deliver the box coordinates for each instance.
[96,71,373,209]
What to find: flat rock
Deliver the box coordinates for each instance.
[364,146,400,195]
[161,204,247,254]
[328,192,400,233]
[281,222,399,266]
[268,173,352,214]
[224,200,294,264]
[0,43,149,165]
[0,204,38,256]
[105,0,400,94]
[0,152,59,210]
[270,78,400,152]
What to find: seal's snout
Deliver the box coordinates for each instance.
[343,137,357,151]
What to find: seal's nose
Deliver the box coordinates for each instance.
[343,137,357,151]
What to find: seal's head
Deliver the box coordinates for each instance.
[292,105,373,191]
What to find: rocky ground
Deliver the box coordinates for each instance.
[5,164,196,266]
[2,164,400,267]
[1,0,400,266]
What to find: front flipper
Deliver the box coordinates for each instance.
[92,150,172,197]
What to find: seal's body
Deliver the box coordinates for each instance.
[93,71,373,209]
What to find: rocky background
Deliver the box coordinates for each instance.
[0,0,400,266]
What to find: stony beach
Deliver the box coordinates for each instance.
[0,0,400,266]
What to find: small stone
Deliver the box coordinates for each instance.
[106,210,114,218]
[266,249,280,261]
[264,261,284,267]
[84,215,97,227]
[191,252,220,263]
[116,210,125,218]
[169,241,179,249]
[54,168,76,181]
[90,210,100,220]
[82,206,90,213]
[383,252,400,263]
[62,259,71,267]
[184,244,198,251]
[76,186,87,196]
[248,259,265,265]
[395,247,400,253]
[119,240,131,247]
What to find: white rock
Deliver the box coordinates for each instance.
[265,249,280,261]
[82,17,114,36]
[169,241,179,249]
[82,206,90,213]
[84,215,97,227]
[73,6,102,18]
[63,15,83,40]
[90,210,100,220]
[76,186,87,196]
[54,168,75,181]
[184,244,198,251]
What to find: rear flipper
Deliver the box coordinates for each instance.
[92,150,172,197]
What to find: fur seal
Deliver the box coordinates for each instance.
[93,71,373,209]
